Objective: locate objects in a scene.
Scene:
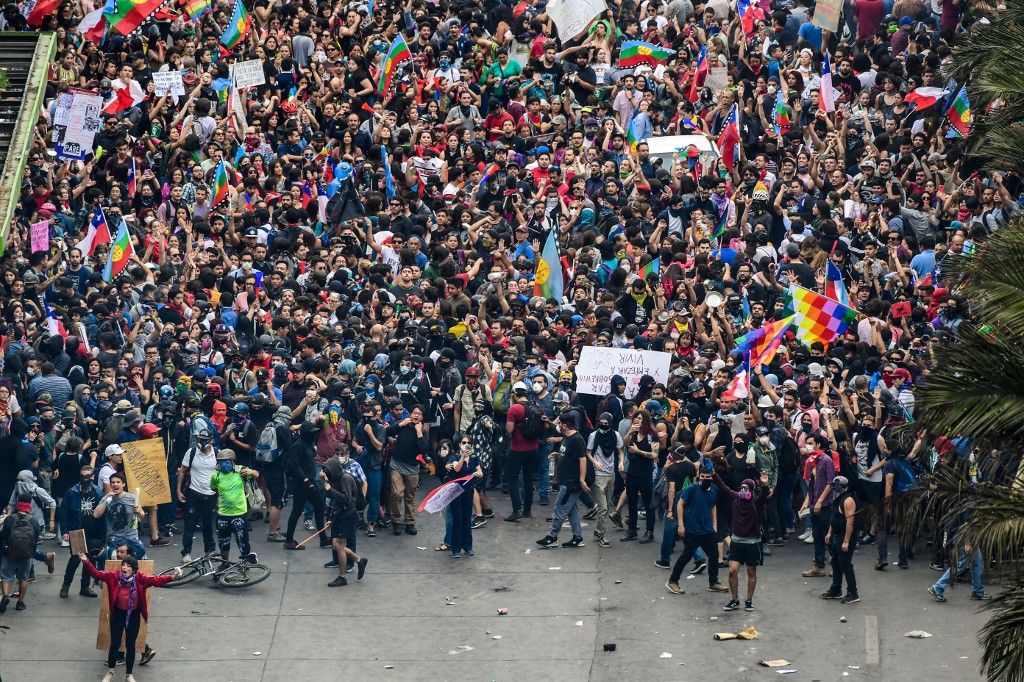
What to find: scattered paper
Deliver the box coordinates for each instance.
[252,651,263,656]
[778,670,798,675]
[738,626,759,640]
[448,645,474,655]
[549,567,562,571]
[760,660,791,668]
[416,546,427,550]
[614,579,622,584]
[492,635,502,640]
[686,574,696,580]
[384,665,394,669]
[714,633,738,641]
[839,616,848,623]
[660,652,673,659]
[843,673,850,677]
[576,620,584,626]
[524,549,531,554]
[904,630,933,638]
[848,665,861,669]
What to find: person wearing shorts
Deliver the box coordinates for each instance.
[713,471,771,612]
[321,455,368,587]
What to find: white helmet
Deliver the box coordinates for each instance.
[512,381,529,394]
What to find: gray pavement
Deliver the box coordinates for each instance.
[0,492,988,681]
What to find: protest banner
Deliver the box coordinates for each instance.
[545,0,607,40]
[121,438,172,506]
[418,474,475,513]
[30,220,49,253]
[812,0,842,32]
[574,347,673,398]
[152,70,185,97]
[232,59,266,88]
[97,560,152,651]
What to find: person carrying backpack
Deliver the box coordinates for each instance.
[1,494,43,613]
[321,453,369,587]
[256,406,293,542]
[504,382,541,521]
[877,434,920,570]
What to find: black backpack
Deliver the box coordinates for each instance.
[6,514,37,560]
[521,403,544,439]
[350,471,367,512]
[778,435,800,475]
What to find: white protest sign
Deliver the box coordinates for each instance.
[575,346,672,398]
[545,0,607,40]
[812,0,842,32]
[232,59,266,88]
[53,92,74,127]
[62,91,103,153]
[152,70,185,97]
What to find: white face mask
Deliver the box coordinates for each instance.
[758,436,771,446]
[533,383,545,393]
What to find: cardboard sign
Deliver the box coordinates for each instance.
[152,70,185,97]
[546,0,607,40]
[97,559,153,651]
[122,438,172,506]
[232,59,266,88]
[812,0,843,32]
[68,528,88,556]
[574,347,673,398]
[30,220,49,253]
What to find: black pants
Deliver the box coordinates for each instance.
[669,532,720,585]
[829,535,858,596]
[63,549,97,590]
[507,449,537,514]
[182,489,217,557]
[108,607,142,673]
[286,481,327,545]
[626,474,654,534]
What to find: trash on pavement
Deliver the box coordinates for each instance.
[904,630,933,638]
[660,652,673,659]
[603,643,617,652]
[760,660,791,668]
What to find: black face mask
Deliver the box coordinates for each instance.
[598,424,610,432]
[81,477,94,488]
[700,479,712,491]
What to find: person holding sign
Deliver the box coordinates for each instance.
[79,552,180,682]
[445,436,484,558]
[58,464,105,599]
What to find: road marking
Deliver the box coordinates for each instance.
[865,615,880,665]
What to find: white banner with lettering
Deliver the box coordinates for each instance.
[575,347,672,398]
[545,0,607,40]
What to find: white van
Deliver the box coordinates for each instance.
[642,134,720,174]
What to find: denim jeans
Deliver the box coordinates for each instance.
[443,504,453,546]
[365,469,383,523]
[547,485,582,539]
[933,547,984,596]
[536,443,553,502]
[660,515,707,565]
[158,469,179,526]
[508,449,537,513]
[775,473,799,532]
[811,507,832,568]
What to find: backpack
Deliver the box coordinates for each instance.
[892,458,919,493]
[492,381,512,414]
[335,471,361,515]
[255,423,282,463]
[778,434,800,475]
[245,477,266,517]
[352,472,367,512]
[6,514,37,560]
[520,403,544,439]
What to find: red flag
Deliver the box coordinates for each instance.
[102,86,141,115]
[27,0,60,27]
[687,46,708,103]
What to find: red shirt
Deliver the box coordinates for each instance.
[506,402,539,452]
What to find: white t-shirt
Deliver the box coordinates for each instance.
[184,446,218,495]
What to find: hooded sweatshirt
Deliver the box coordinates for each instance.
[322,455,358,517]
[10,469,56,527]
[711,472,767,540]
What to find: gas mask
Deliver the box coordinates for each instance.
[217,460,234,473]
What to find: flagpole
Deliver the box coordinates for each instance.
[746,351,752,415]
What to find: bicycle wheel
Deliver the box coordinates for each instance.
[158,562,203,587]
[217,562,271,588]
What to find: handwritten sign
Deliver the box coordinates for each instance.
[62,90,103,154]
[232,59,266,88]
[546,0,607,40]
[30,220,49,253]
[152,70,185,97]
[812,0,842,32]
[417,474,474,513]
[122,438,172,506]
[68,528,88,556]
[574,346,672,398]
[97,559,152,651]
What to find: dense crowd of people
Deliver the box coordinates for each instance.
[0,0,1019,677]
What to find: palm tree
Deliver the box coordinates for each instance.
[896,4,1024,681]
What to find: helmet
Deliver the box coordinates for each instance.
[512,381,529,394]
[232,402,250,414]
[687,381,705,394]
[213,324,231,341]
[464,366,481,378]
[754,425,770,437]
[251,393,267,407]
[216,448,236,461]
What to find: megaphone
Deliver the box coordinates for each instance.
[705,291,723,308]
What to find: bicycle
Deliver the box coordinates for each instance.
[157,552,271,588]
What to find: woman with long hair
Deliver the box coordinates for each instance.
[79,552,179,682]
[621,409,660,543]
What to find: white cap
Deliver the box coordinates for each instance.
[756,395,774,408]
[807,362,825,377]
[105,444,124,457]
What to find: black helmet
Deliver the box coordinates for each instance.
[183,391,201,409]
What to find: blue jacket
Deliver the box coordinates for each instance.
[59,481,106,540]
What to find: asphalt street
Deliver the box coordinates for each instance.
[0,490,988,681]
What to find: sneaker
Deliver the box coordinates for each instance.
[768,537,785,546]
[803,534,814,544]
[60,538,70,548]
[536,535,558,548]
[841,594,860,604]
[596,535,610,548]
[929,562,945,571]
[181,554,193,564]
[14,601,26,611]
[708,583,730,592]
[796,530,811,541]
[393,525,403,536]
[139,647,156,665]
[522,510,532,518]
[357,557,368,580]
[463,550,474,557]
[483,508,495,519]
[450,552,461,558]
[60,585,69,599]
[619,531,637,542]
[266,532,286,542]
[609,511,624,528]
[539,497,549,506]
[875,559,887,571]
[561,536,585,549]
[655,559,671,569]
[150,537,171,547]
[504,512,522,522]
[744,599,754,611]
[304,519,316,531]
[583,507,598,520]
[762,545,772,556]
[638,530,655,544]
[802,566,827,577]
[45,552,55,574]
[723,598,740,611]
[665,581,685,595]
[284,541,305,551]
[366,524,377,538]
[126,675,138,682]
[79,587,98,598]
[860,533,876,545]
[821,590,843,600]
[898,559,909,569]
[40,530,57,540]
[928,586,947,602]
[970,592,991,601]
[690,561,708,576]
[0,595,9,613]
[102,672,114,682]
[405,524,418,535]
[328,576,347,587]
[471,516,487,529]
[324,560,339,568]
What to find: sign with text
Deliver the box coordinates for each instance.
[122,438,172,506]
[152,70,185,97]
[232,59,266,88]
[30,220,49,252]
[812,0,842,32]
[575,346,672,398]
[546,0,607,40]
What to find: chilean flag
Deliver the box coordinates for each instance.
[102,83,144,115]
[819,51,835,113]
[127,157,137,197]
[722,355,750,400]
[737,0,755,35]
[44,296,68,340]
[824,260,850,306]
[903,87,946,111]
[76,206,112,257]
[26,0,60,27]
[301,180,315,209]
[687,45,708,103]
[77,7,107,42]
[717,103,741,172]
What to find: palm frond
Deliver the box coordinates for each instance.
[979,584,1024,682]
